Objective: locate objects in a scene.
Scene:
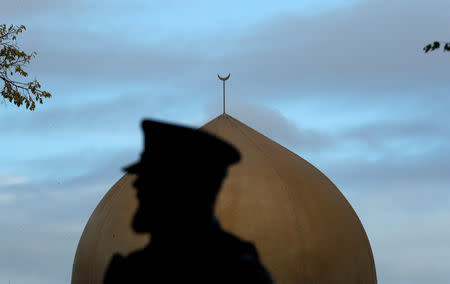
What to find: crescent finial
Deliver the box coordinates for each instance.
[217,73,230,81]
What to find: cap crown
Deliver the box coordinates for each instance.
[126,119,240,172]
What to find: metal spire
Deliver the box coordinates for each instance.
[217,73,230,114]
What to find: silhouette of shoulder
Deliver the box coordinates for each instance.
[104,248,156,283]
[215,230,274,283]
[104,231,273,283]
[103,253,126,283]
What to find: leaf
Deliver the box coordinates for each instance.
[431,41,440,51]
[444,43,450,52]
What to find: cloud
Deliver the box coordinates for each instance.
[2,0,448,124]
[339,114,449,152]
[358,194,450,284]
[204,99,334,152]
[0,154,130,284]
[0,0,77,17]
[227,0,450,93]
[0,90,181,134]
[0,193,17,204]
[320,142,450,189]
[0,173,29,187]
[174,0,450,103]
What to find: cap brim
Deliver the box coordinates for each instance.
[122,161,141,173]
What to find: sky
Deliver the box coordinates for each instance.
[1,0,450,283]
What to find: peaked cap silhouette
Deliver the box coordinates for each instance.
[123,119,241,173]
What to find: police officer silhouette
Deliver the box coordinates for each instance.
[104,119,273,283]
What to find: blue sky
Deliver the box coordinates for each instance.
[1,0,450,283]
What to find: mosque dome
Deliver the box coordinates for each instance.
[72,113,377,283]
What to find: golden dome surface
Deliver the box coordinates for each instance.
[72,114,376,283]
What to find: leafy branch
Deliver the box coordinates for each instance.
[0,24,51,111]
[423,41,450,53]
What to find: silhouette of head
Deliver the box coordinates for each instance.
[123,119,241,234]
